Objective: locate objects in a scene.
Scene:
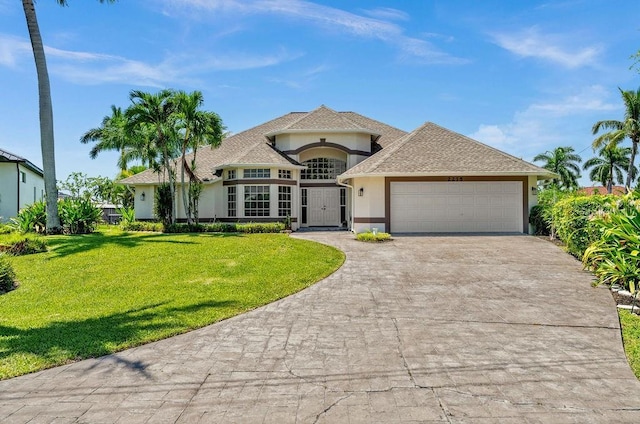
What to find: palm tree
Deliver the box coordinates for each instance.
[583,146,635,193]
[534,146,582,190]
[126,89,180,223]
[173,91,225,224]
[592,87,640,190]
[80,106,130,172]
[21,0,116,233]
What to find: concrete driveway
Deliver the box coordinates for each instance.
[1,233,640,423]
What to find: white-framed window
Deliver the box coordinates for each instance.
[227,169,236,180]
[278,169,292,179]
[227,186,236,217]
[244,186,270,216]
[278,186,292,217]
[20,171,26,183]
[301,188,307,224]
[301,158,346,180]
[243,168,270,179]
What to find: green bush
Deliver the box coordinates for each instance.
[12,201,47,234]
[0,224,13,235]
[117,206,135,226]
[356,230,392,242]
[0,234,47,256]
[120,221,164,232]
[0,256,17,293]
[58,198,103,234]
[163,222,285,234]
[154,183,173,226]
[583,190,640,292]
[551,195,611,257]
[529,204,551,236]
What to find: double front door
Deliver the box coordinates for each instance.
[307,187,340,226]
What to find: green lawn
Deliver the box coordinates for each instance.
[0,229,344,379]
[620,310,640,379]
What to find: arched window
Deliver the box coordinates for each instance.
[301,158,347,180]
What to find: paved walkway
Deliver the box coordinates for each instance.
[1,233,640,423]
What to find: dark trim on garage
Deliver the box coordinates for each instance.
[282,142,371,157]
[223,179,297,186]
[354,217,386,223]
[384,176,529,234]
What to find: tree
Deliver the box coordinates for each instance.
[173,91,224,224]
[583,146,635,193]
[592,87,640,190]
[21,0,116,233]
[125,89,180,223]
[534,147,582,190]
[80,105,130,172]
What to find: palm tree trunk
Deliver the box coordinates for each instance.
[626,139,638,191]
[22,0,61,233]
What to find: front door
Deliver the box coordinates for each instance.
[307,187,340,226]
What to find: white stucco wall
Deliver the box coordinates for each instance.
[528,175,538,234]
[133,185,155,220]
[0,163,18,221]
[275,132,371,153]
[0,163,44,222]
[352,176,386,233]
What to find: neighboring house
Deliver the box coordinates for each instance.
[0,148,45,222]
[578,186,626,196]
[121,106,554,234]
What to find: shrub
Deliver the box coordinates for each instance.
[118,206,135,226]
[356,230,392,242]
[529,204,551,236]
[0,224,13,235]
[583,190,640,293]
[551,194,611,257]
[235,222,285,233]
[12,201,47,234]
[120,221,164,232]
[58,198,103,234]
[164,222,285,234]
[0,234,47,256]
[0,256,17,294]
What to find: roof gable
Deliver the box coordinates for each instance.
[341,122,553,178]
[121,107,407,185]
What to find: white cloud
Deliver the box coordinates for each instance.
[160,0,467,65]
[0,35,31,67]
[361,7,410,22]
[0,33,300,87]
[491,27,602,68]
[469,86,618,157]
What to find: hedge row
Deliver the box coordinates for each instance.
[121,221,286,234]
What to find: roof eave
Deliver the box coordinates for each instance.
[339,171,557,181]
[216,163,306,170]
[265,128,381,137]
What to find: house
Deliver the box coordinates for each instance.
[121,106,554,233]
[578,186,626,196]
[0,148,45,222]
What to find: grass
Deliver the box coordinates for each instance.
[620,310,640,379]
[0,228,344,379]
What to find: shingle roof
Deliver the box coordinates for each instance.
[120,107,408,185]
[275,105,371,132]
[340,122,554,178]
[0,148,44,176]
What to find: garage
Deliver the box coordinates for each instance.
[390,181,523,233]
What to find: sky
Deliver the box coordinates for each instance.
[1,0,639,187]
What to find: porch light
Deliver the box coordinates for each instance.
[358,187,364,197]
[531,187,537,196]
[140,192,146,201]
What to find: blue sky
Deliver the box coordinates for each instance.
[1,0,639,186]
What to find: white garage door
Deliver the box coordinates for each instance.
[390,181,523,233]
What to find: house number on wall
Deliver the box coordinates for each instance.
[447,177,464,181]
